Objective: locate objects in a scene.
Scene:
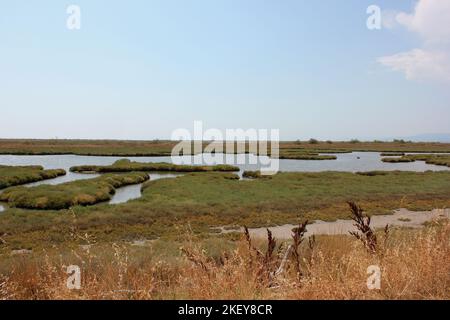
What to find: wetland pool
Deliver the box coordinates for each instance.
[0,152,448,212]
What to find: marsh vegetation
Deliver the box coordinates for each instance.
[1,170,450,253]
[382,154,450,167]
[0,173,149,210]
[0,165,65,189]
[70,159,239,173]
[2,139,450,156]
[1,141,450,300]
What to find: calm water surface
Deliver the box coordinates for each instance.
[109,173,180,204]
[0,152,449,175]
[0,152,449,212]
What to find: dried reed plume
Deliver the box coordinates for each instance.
[347,201,389,254]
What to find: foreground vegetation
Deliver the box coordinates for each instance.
[0,212,447,299]
[1,171,450,252]
[0,166,65,189]
[382,154,450,168]
[1,139,450,156]
[0,173,149,210]
[70,159,239,173]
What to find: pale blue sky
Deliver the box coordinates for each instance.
[1,0,449,140]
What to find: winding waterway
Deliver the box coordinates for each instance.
[0,152,449,212]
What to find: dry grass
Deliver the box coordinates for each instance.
[0,215,448,300]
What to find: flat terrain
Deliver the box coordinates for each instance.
[0,141,449,300]
[1,139,450,156]
[1,170,450,252]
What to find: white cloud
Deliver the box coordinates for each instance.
[395,0,450,44]
[378,49,450,82]
[378,0,450,82]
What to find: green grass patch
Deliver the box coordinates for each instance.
[70,159,239,173]
[0,172,149,210]
[356,171,389,176]
[1,170,450,252]
[380,152,405,156]
[381,157,415,163]
[242,171,273,179]
[0,165,66,189]
[382,154,450,167]
[270,148,338,160]
[278,154,337,160]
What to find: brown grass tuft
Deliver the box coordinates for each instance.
[0,219,448,300]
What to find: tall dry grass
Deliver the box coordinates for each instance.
[0,217,448,300]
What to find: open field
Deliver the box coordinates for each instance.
[1,171,450,252]
[2,139,450,156]
[0,173,149,210]
[0,165,66,189]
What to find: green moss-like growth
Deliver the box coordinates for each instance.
[269,148,338,160]
[381,157,414,163]
[278,154,337,160]
[242,171,273,179]
[382,154,450,167]
[0,172,149,210]
[0,165,66,189]
[380,152,405,156]
[70,159,239,173]
[356,171,389,176]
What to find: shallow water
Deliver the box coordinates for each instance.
[0,152,449,211]
[25,172,101,187]
[218,208,450,239]
[109,173,180,204]
[0,152,448,177]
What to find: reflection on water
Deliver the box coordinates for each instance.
[109,173,181,204]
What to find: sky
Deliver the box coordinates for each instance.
[1,0,449,141]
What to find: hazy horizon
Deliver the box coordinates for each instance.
[1,0,449,140]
